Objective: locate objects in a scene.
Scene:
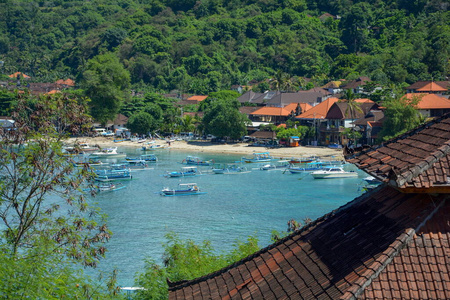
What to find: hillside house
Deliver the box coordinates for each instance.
[340,76,371,94]
[168,113,450,300]
[405,81,450,94]
[404,93,450,118]
[237,91,279,105]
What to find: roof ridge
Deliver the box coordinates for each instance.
[168,188,380,291]
[340,197,448,299]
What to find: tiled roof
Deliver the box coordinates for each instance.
[404,93,450,109]
[405,81,450,91]
[416,82,448,92]
[187,95,208,101]
[326,100,378,120]
[266,92,324,106]
[250,107,292,117]
[345,113,450,189]
[169,185,450,299]
[55,78,75,86]
[295,97,340,119]
[298,103,312,114]
[8,72,30,78]
[239,106,260,115]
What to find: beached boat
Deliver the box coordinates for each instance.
[311,167,358,179]
[166,166,199,177]
[91,147,126,158]
[141,144,166,151]
[64,142,100,153]
[161,183,202,196]
[94,168,132,181]
[242,152,273,163]
[182,156,214,166]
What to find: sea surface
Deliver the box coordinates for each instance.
[87,146,367,287]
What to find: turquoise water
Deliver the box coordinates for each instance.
[89,147,366,286]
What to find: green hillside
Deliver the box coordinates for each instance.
[0,0,448,93]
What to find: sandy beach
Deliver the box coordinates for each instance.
[67,136,345,160]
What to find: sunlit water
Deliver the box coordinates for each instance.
[86,146,366,286]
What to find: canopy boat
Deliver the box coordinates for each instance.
[126,154,158,163]
[260,160,290,171]
[92,147,126,158]
[212,164,249,174]
[73,157,103,167]
[311,167,358,179]
[182,156,214,166]
[111,160,148,170]
[95,168,132,181]
[242,152,273,163]
[64,142,99,154]
[288,156,316,164]
[161,183,203,196]
[166,166,199,177]
[287,161,326,174]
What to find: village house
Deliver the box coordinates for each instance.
[168,113,450,300]
[403,93,450,118]
[405,81,450,94]
[340,76,372,94]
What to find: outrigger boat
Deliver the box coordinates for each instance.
[94,168,133,181]
[242,152,273,163]
[212,163,249,174]
[126,154,158,163]
[141,144,166,151]
[97,182,126,192]
[286,161,326,174]
[161,183,203,196]
[260,160,290,170]
[182,156,214,166]
[166,166,199,178]
[91,147,126,158]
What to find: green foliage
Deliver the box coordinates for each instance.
[127,111,158,135]
[0,89,15,115]
[134,232,260,299]
[80,53,130,125]
[378,94,423,142]
[202,98,250,139]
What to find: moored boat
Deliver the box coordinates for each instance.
[92,147,126,158]
[166,166,199,177]
[260,160,290,170]
[212,163,249,174]
[126,154,158,163]
[161,183,202,196]
[242,152,273,163]
[311,167,358,179]
[182,155,213,166]
[94,168,133,181]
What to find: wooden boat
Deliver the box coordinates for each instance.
[166,166,199,177]
[260,160,290,170]
[288,157,315,164]
[161,183,202,196]
[73,158,104,167]
[242,152,273,163]
[126,154,158,163]
[141,144,166,151]
[64,142,99,153]
[94,168,132,181]
[91,147,126,158]
[212,164,249,174]
[182,156,213,166]
[311,167,358,179]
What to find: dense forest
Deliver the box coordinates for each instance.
[0,0,449,94]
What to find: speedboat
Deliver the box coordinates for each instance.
[166,166,199,177]
[92,147,126,158]
[161,183,202,196]
[311,167,358,179]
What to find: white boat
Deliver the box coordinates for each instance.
[142,144,167,151]
[161,183,203,196]
[166,166,199,177]
[260,160,290,170]
[212,164,249,174]
[242,152,273,163]
[182,155,214,166]
[64,142,99,153]
[91,147,126,158]
[311,167,358,179]
[363,176,381,184]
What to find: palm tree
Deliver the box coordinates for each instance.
[341,89,363,147]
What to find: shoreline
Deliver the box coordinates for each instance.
[66,136,345,159]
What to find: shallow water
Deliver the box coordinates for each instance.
[88,147,366,286]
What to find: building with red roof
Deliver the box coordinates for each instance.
[403,93,450,117]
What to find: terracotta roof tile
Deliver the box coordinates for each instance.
[295,97,339,119]
[250,107,292,116]
[404,93,450,109]
[416,82,448,92]
[187,95,208,101]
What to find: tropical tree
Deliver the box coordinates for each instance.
[127,111,158,135]
[0,92,117,298]
[341,89,363,146]
[378,94,423,142]
[81,53,130,126]
[202,99,250,140]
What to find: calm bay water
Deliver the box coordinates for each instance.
[89,147,365,286]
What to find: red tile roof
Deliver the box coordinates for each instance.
[169,186,450,299]
[8,72,30,79]
[187,95,208,101]
[404,93,450,109]
[168,112,450,300]
[346,113,450,189]
[295,97,339,119]
[55,78,75,86]
[415,82,448,92]
[250,107,292,117]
